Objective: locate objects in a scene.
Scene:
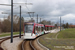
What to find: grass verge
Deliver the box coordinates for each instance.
[57,28,75,38]
[39,28,75,50]
[0,32,23,37]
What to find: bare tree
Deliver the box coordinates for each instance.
[40,20,52,25]
[1,15,24,32]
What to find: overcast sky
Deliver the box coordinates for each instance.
[0,0,75,24]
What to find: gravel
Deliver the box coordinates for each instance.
[1,37,23,50]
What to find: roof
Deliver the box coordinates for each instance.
[24,22,55,27]
[45,25,55,27]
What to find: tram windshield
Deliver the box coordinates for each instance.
[25,24,33,33]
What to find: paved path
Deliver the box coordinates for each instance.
[50,29,60,33]
[1,37,23,50]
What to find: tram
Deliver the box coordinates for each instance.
[23,22,55,39]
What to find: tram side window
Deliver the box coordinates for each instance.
[53,27,54,29]
[50,27,51,30]
[45,27,46,30]
[52,27,53,29]
[38,27,41,32]
[34,27,35,33]
[41,27,44,31]
[48,27,50,30]
[48,27,49,30]
[47,27,48,31]
[35,26,38,31]
[46,27,48,31]
[45,27,47,31]
[35,26,38,34]
[49,27,50,30]
[50,27,52,30]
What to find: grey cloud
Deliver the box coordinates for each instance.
[0,0,75,24]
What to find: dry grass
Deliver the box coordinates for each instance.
[39,28,75,50]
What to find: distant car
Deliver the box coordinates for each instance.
[23,22,55,39]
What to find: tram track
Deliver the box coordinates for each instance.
[22,37,48,50]
[0,34,49,50]
[22,40,36,50]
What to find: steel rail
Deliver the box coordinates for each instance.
[22,40,36,50]
[22,40,25,50]
[30,40,36,50]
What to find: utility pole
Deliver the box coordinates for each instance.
[37,14,38,23]
[40,18,41,23]
[32,12,35,22]
[0,2,13,43]
[63,20,64,28]
[60,17,61,31]
[19,6,21,38]
[11,0,13,43]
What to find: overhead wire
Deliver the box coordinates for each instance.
[4,6,19,11]
[24,0,32,19]
[2,0,32,18]
[25,5,30,11]
[25,0,30,11]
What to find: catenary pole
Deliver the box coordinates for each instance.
[60,17,61,31]
[19,6,21,38]
[40,18,41,23]
[37,14,38,23]
[11,0,13,43]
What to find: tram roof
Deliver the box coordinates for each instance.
[45,25,55,27]
[24,22,55,27]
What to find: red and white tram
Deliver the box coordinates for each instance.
[23,22,55,39]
